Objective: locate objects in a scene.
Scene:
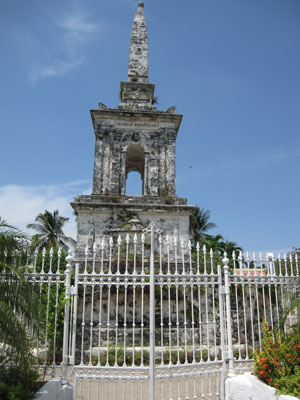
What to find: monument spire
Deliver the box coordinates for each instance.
[119,2,155,110]
[128,2,149,83]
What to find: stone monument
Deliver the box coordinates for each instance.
[71,2,195,255]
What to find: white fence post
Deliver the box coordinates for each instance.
[71,262,79,365]
[218,264,226,399]
[223,253,235,377]
[149,222,156,400]
[61,249,73,385]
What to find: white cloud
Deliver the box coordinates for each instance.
[0,181,91,240]
[30,8,98,84]
[58,14,98,40]
[30,59,83,83]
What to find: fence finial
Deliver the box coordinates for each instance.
[222,252,229,266]
[65,248,73,266]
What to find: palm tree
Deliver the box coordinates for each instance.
[190,206,217,245]
[219,239,243,256]
[27,209,76,251]
[202,234,225,253]
[0,218,39,378]
[201,234,243,257]
[0,217,28,257]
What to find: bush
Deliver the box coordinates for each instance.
[254,321,300,397]
[0,366,40,400]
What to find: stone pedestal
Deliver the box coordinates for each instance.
[71,194,195,257]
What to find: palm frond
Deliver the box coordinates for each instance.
[27,210,75,251]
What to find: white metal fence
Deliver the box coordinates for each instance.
[1,224,299,400]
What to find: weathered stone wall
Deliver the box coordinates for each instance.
[91,111,182,197]
[73,197,193,257]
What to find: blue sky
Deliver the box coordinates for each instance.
[0,0,299,253]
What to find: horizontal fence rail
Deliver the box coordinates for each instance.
[1,229,299,400]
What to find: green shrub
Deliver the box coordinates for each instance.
[0,366,40,400]
[254,321,300,397]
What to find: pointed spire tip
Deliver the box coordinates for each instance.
[138,1,144,7]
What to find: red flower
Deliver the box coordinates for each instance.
[286,354,291,358]
[269,378,272,382]
[263,364,268,369]
[260,370,265,376]
[288,359,292,362]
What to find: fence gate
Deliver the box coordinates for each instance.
[68,224,226,400]
[4,226,298,399]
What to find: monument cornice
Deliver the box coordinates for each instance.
[90,109,183,132]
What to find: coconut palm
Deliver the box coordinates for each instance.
[190,206,217,245]
[219,239,243,256]
[202,234,225,253]
[27,209,76,251]
[0,217,28,257]
[0,217,39,377]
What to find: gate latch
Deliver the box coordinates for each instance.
[70,286,78,295]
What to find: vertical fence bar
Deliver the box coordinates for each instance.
[218,264,225,400]
[62,249,73,385]
[149,222,156,400]
[71,262,79,365]
[223,253,235,377]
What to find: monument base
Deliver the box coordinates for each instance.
[71,194,196,256]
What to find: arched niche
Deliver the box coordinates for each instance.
[125,144,145,195]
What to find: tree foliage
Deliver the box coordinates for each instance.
[189,206,243,256]
[189,206,217,246]
[0,217,40,383]
[27,209,76,251]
